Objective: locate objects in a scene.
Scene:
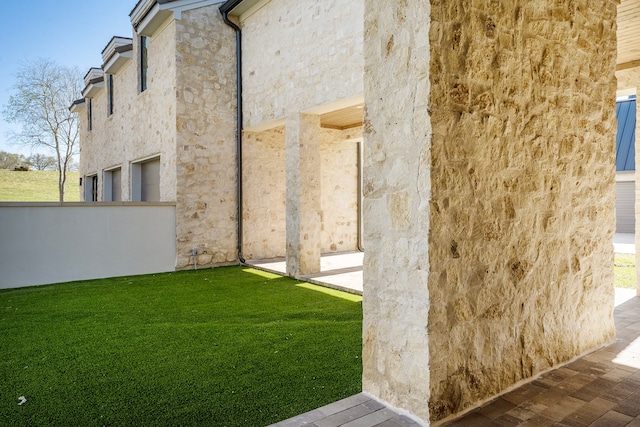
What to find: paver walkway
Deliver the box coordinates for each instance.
[272,289,640,427]
[268,393,423,427]
[442,288,640,426]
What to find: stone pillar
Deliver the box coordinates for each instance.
[364,0,617,424]
[362,0,432,423]
[285,113,322,277]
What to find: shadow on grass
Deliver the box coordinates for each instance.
[0,266,362,426]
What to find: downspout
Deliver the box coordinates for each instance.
[221,8,245,264]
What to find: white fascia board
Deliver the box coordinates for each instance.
[238,0,270,21]
[101,37,133,62]
[136,0,222,36]
[82,81,105,98]
[616,171,636,182]
[70,101,86,113]
[103,50,134,75]
[83,68,104,86]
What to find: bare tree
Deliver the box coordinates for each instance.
[3,59,82,201]
[29,153,57,170]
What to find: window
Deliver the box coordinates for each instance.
[85,174,98,201]
[131,157,160,202]
[104,167,121,201]
[87,99,92,131]
[140,36,148,92]
[107,74,114,116]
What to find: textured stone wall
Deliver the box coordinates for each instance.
[242,127,287,260]
[79,19,178,203]
[78,4,238,270]
[320,127,360,253]
[242,125,360,261]
[240,0,364,129]
[427,0,618,421]
[362,0,432,423]
[363,0,617,423]
[286,114,323,276]
[174,7,238,269]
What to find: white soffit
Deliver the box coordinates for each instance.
[103,48,133,74]
[82,79,105,98]
[83,67,104,86]
[134,0,222,36]
[70,99,86,113]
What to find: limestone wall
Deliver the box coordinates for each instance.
[427,0,617,421]
[242,125,360,261]
[362,0,432,423]
[174,7,238,269]
[240,0,364,129]
[79,20,178,203]
[320,127,360,253]
[242,127,287,260]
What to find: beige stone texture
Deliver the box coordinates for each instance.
[320,127,361,254]
[174,7,238,269]
[240,0,364,129]
[242,127,287,260]
[242,126,360,261]
[427,0,617,422]
[80,20,178,203]
[79,4,238,270]
[362,0,432,423]
[285,113,323,276]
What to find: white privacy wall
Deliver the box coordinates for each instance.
[0,203,176,289]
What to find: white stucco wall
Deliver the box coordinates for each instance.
[0,203,176,289]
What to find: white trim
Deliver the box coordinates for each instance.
[70,101,86,114]
[82,81,105,98]
[617,88,637,99]
[83,68,104,85]
[239,0,271,21]
[132,152,162,164]
[135,0,222,35]
[103,50,133,75]
[104,164,123,172]
[244,117,286,132]
[169,0,224,19]
[617,171,636,182]
[302,94,365,115]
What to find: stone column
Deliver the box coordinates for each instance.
[362,0,432,423]
[364,0,617,424]
[285,113,322,277]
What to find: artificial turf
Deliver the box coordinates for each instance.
[0,267,362,426]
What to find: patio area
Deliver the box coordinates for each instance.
[247,251,364,295]
[267,235,640,426]
[271,288,640,427]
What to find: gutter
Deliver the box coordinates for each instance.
[220,2,246,263]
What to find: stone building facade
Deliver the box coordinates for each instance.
[74,0,626,425]
[75,0,238,269]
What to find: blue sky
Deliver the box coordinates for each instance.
[0,0,137,156]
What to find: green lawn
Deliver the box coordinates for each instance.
[615,254,636,289]
[0,267,362,426]
[0,169,80,201]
